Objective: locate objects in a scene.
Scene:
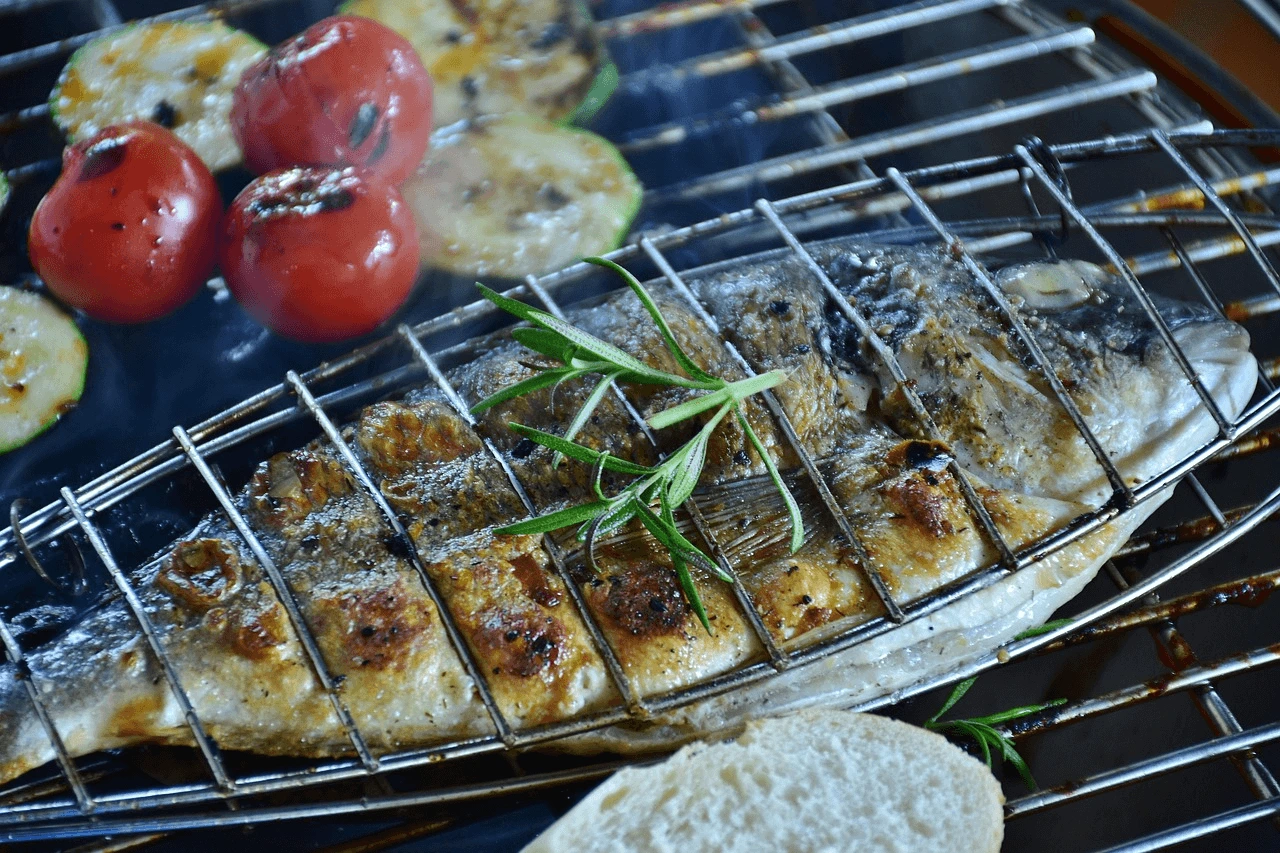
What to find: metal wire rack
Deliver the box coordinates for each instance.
[2,0,1280,851]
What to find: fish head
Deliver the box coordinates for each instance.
[824,246,1257,506]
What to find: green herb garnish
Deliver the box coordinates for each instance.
[1013,617,1075,641]
[924,677,1066,790]
[471,257,805,632]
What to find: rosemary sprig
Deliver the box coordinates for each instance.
[1013,617,1076,641]
[471,257,805,632]
[924,677,1066,790]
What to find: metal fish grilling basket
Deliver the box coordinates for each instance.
[2,0,1280,850]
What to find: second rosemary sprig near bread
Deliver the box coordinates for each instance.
[471,258,805,633]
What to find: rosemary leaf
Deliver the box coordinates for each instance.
[666,408,729,507]
[647,371,784,430]
[959,721,992,767]
[556,371,621,467]
[590,499,640,541]
[928,676,977,724]
[925,677,1065,790]
[498,501,614,536]
[477,284,702,390]
[470,367,577,415]
[972,698,1067,727]
[724,370,788,403]
[509,424,654,475]
[636,500,711,632]
[737,408,805,554]
[1013,618,1075,641]
[647,386,733,430]
[511,327,577,361]
[473,260,803,633]
[585,257,716,383]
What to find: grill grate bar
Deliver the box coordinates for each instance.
[1035,566,1280,655]
[1239,0,1280,42]
[645,71,1158,205]
[0,759,112,811]
[280,371,516,746]
[1115,503,1258,563]
[394,324,647,712]
[595,0,788,39]
[1015,144,1237,439]
[619,25,1095,154]
[620,0,1005,85]
[518,272,793,665]
[59,489,234,793]
[726,0,852,163]
[0,757,636,842]
[0,0,75,13]
[755,197,1020,564]
[997,642,1280,742]
[1006,721,1280,818]
[0,616,93,813]
[86,0,122,27]
[1113,166,1280,214]
[1163,228,1276,393]
[1103,558,1280,817]
[1123,227,1280,279]
[170,427,381,771]
[0,103,48,135]
[853,470,1280,721]
[0,0,288,78]
[884,166,1135,502]
[992,1,1174,134]
[1214,424,1280,462]
[636,236,906,624]
[1149,129,1280,298]
[1094,797,1280,853]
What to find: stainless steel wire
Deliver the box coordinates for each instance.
[1,0,1279,848]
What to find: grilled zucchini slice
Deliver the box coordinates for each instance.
[50,21,266,172]
[340,0,604,128]
[0,288,88,454]
[402,114,641,278]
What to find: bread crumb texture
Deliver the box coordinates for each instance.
[521,709,1004,853]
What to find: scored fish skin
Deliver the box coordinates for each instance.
[0,238,1257,784]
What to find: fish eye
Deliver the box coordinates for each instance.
[995,260,1097,311]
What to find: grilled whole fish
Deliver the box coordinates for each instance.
[0,239,1256,783]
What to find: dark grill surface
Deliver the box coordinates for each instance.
[2,1,1280,852]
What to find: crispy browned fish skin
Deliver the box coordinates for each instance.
[0,241,1254,783]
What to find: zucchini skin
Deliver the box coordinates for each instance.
[404,114,641,279]
[0,288,88,455]
[340,0,605,128]
[50,22,267,172]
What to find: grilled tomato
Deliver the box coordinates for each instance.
[231,16,433,185]
[28,121,222,323]
[220,166,420,343]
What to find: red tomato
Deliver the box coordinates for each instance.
[231,16,433,185]
[220,166,420,343]
[28,121,221,323]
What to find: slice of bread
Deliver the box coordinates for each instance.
[521,710,1004,853]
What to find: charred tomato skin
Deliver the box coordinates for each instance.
[28,120,221,323]
[220,165,420,343]
[231,15,433,185]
